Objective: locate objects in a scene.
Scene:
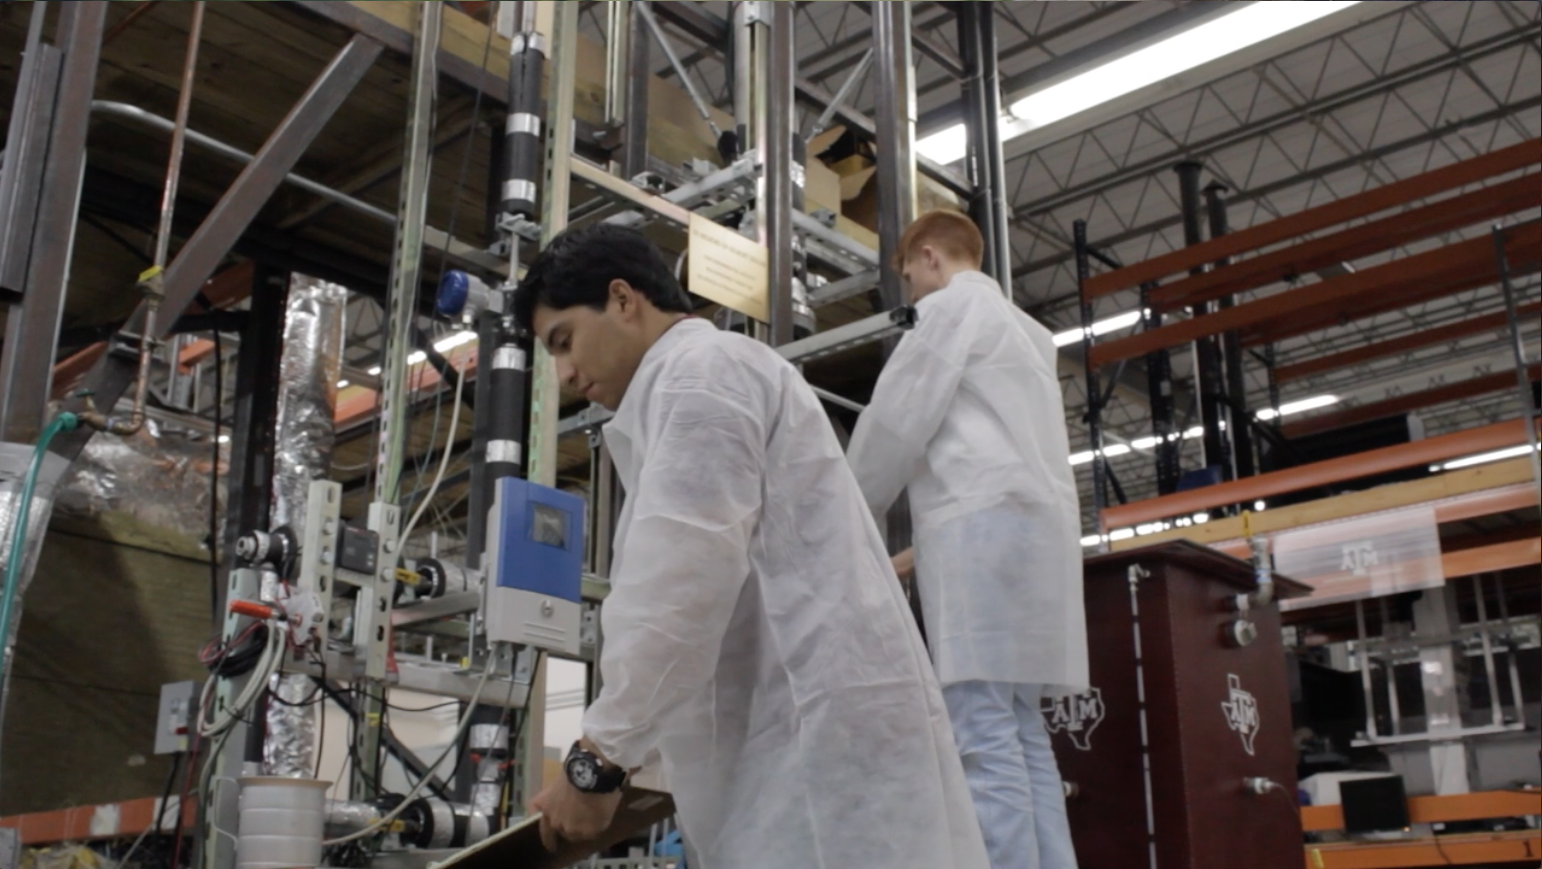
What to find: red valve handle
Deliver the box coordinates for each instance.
[229,600,276,621]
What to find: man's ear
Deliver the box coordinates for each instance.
[609,279,634,318]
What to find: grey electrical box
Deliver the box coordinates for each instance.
[155,680,197,755]
[0,827,18,869]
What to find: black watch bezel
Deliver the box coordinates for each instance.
[564,742,627,794]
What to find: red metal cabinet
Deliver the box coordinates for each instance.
[1048,541,1306,869]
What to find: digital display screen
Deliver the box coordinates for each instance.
[530,503,568,549]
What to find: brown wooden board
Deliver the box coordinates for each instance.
[432,788,676,869]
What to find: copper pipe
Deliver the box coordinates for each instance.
[84,2,204,436]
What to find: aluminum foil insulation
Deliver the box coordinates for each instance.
[52,421,223,545]
[0,442,70,735]
[264,274,347,779]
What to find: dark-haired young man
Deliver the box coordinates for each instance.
[517,224,987,868]
[846,211,1086,869]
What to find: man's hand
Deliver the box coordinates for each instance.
[892,547,915,581]
[531,773,623,853]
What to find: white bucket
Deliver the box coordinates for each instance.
[237,777,331,869]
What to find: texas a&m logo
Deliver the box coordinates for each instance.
[1220,673,1261,756]
[1042,688,1105,751]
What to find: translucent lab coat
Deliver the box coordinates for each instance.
[581,319,988,869]
[847,271,1089,695]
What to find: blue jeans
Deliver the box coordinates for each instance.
[941,682,1079,869]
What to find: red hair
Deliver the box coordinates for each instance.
[894,209,984,270]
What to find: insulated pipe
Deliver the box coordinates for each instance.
[501,31,546,218]
[262,274,348,777]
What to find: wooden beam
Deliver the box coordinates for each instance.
[1089,222,1542,367]
[1301,789,1542,833]
[1276,301,1542,383]
[0,795,197,846]
[1082,137,1541,299]
[1148,172,1542,313]
[1303,831,1540,869]
[1282,365,1541,438]
[1100,420,1536,530]
[1111,457,1538,550]
[1443,536,1541,579]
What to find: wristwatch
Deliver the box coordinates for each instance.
[564,741,627,794]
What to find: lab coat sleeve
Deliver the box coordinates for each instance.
[580,382,764,770]
[846,297,971,516]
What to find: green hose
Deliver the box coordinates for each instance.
[0,412,79,655]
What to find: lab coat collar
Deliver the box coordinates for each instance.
[606,316,714,482]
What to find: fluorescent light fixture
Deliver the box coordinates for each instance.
[1108,528,1136,542]
[1184,426,1204,439]
[337,379,350,390]
[917,2,1360,164]
[406,350,428,365]
[217,434,230,444]
[1052,310,1144,348]
[1253,500,1267,511]
[1256,394,1340,421]
[433,330,478,353]
[367,365,383,376]
[1008,2,1360,131]
[915,123,969,165]
[1069,443,1133,466]
[1436,444,1538,472]
[1193,512,1210,523]
[1080,534,1103,548]
[1131,435,1161,450]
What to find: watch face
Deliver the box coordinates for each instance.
[568,756,599,790]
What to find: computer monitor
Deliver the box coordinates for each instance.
[1340,775,1410,834]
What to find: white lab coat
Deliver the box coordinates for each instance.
[847,271,1089,695]
[582,319,988,869]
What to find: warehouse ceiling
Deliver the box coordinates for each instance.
[608,0,1541,522]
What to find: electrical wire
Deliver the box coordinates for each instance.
[399,361,467,544]
[117,750,182,868]
[322,654,498,846]
[198,615,286,738]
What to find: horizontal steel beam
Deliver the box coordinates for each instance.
[1282,366,1541,439]
[1277,301,1542,384]
[777,306,916,364]
[1089,222,1542,366]
[1100,419,1538,531]
[1084,138,1541,300]
[1149,172,1542,313]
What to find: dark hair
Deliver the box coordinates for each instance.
[512,223,692,334]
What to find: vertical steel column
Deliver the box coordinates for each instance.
[873,0,917,311]
[514,0,583,811]
[1207,181,1254,480]
[604,0,631,168]
[1140,282,1181,495]
[0,2,104,445]
[763,1,795,346]
[1492,224,1542,492]
[621,3,651,179]
[1176,161,1231,484]
[374,2,441,505]
[956,2,1011,289]
[1076,220,1107,547]
[0,2,55,299]
[873,1,918,554]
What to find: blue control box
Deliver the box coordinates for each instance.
[484,476,584,654]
